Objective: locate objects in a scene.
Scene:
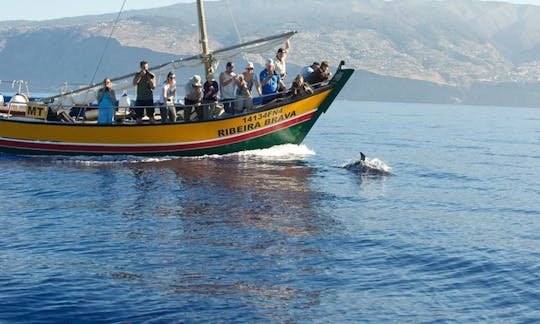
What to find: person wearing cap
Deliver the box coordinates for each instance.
[275,39,291,79]
[219,62,240,114]
[159,71,177,123]
[260,58,286,104]
[184,75,203,121]
[203,73,219,119]
[132,60,156,124]
[236,62,262,111]
[301,62,319,79]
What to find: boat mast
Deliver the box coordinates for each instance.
[196,0,212,76]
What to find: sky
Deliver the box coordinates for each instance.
[1,0,540,22]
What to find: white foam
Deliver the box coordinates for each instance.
[236,144,315,158]
[364,157,392,174]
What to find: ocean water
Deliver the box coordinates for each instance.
[0,101,539,322]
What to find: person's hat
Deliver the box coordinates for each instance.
[246,62,254,70]
[266,58,274,67]
[226,62,234,68]
[192,75,202,87]
[206,73,215,81]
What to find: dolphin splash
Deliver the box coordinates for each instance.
[342,152,392,176]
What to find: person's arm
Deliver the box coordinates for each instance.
[97,89,103,103]
[261,71,273,86]
[220,72,234,87]
[284,39,291,55]
[149,72,156,89]
[110,89,117,104]
[278,78,286,92]
[254,77,262,97]
[132,72,142,86]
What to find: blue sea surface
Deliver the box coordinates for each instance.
[0,101,539,322]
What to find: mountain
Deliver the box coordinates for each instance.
[2,0,540,107]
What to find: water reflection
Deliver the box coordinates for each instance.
[127,155,326,237]
[121,155,332,317]
[0,152,337,320]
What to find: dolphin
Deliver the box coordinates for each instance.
[343,152,391,176]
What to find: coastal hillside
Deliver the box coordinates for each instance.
[1,0,540,106]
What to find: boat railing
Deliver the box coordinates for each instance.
[0,78,333,124]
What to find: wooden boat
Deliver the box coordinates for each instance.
[0,1,353,157]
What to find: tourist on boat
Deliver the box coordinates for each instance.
[234,74,250,113]
[132,60,156,124]
[203,73,219,119]
[260,58,286,104]
[235,62,261,112]
[184,75,203,121]
[275,39,291,79]
[219,62,240,114]
[97,78,117,125]
[306,60,331,87]
[301,62,319,79]
[287,74,313,99]
[159,71,177,123]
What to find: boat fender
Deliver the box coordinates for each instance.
[9,93,28,104]
[119,93,131,107]
[0,93,3,105]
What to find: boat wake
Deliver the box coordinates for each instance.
[11,144,315,166]
[33,155,178,166]
[342,152,392,176]
[234,144,315,160]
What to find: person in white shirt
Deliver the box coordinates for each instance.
[219,62,240,114]
[159,72,177,123]
[274,39,291,80]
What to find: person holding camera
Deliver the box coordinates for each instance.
[132,60,156,124]
[260,58,285,104]
[97,78,117,125]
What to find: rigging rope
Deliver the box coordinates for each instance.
[88,0,127,89]
[224,0,246,62]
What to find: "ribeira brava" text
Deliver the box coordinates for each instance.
[217,108,297,137]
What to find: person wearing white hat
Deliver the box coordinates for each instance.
[236,62,262,111]
[259,58,285,104]
[184,75,203,121]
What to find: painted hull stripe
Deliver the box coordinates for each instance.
[0,110,316,153]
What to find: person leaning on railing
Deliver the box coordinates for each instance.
[184,75,203,122]
[235,62,262,112]
[287,74,313,99]
[305,60,330,88]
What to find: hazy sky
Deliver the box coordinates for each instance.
[0,0,539,21]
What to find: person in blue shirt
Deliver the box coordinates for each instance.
[97,78,117,124]
[259,58,285,104]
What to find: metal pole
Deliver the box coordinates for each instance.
[197,0,212,76]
